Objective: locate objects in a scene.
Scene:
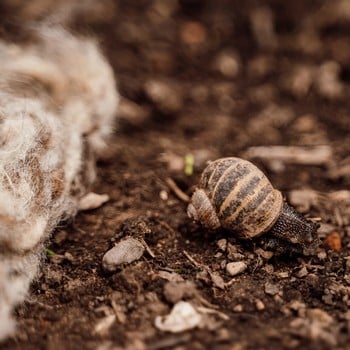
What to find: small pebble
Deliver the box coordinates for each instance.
[317,250,327,260]
[255,299,265,311]
[295,266,308,278]
[216,239,227,252]
[209,271,225,290]
[226,261,247,277]
[263,264,274,274]
[102,238,145,272]
[233,304,243,312]
[305,273,319,288]
[159,190,168,201]
[264,282,280,296]
[255,248,274,260]
[213,51,240,78]
[276,271,289,279]
[226,243,243,260]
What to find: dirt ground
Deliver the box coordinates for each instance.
[2,0,350,349]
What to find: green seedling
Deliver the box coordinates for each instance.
[184,154,194,176]
[46,248,55,256]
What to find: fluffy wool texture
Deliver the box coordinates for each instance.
[0,26,118,340]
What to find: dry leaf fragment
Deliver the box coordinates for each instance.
[78,192,109,211]
[323,231,342,252]
[154,301,202,333]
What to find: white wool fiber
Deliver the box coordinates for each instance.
[0,25,118,340]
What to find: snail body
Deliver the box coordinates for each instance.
[187,157,319,255]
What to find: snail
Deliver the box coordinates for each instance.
[187,157,319,255]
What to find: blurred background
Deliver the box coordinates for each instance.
[1,0,349,168]
[1,1,349,187]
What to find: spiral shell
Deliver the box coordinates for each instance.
[188,157,283,238]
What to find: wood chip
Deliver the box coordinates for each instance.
[244,145,332,166]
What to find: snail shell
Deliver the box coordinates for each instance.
[187,157,286,238]
[188,157,319,255]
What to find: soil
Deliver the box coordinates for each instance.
[2,1,350,349]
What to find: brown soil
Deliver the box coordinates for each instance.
[2,1,350,349]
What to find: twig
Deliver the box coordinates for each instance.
[183,250,202,269]
[183,250,226,289]
[165,177,190,203]
[196,295,219,309]
[141,238,156,258]
[225,278,238,287]
[196,306,230,321]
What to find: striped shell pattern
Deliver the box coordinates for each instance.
[190,157,283,238]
